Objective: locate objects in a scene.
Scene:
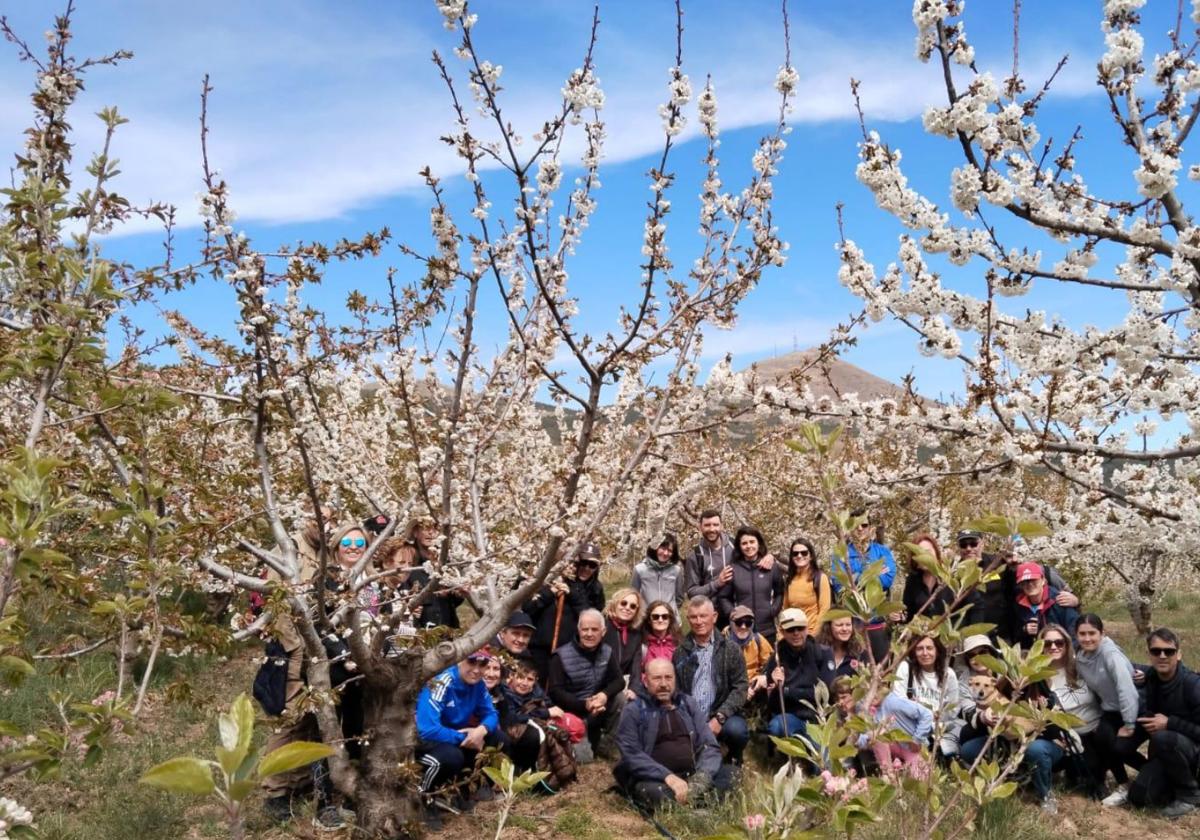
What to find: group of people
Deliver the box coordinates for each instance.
[259,508,1200,831]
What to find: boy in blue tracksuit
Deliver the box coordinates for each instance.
[416,649,501,826]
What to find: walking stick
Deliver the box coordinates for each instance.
[550,591,566,654]
[777,677,790,739]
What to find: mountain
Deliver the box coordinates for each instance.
[742,349,917,403]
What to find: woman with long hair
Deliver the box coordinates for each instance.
[631,533,687,614]
[1040,623,1102,793]
[603,587,645,701]
[901,534,955,620]
[1074,614,1144,805]
[891,634,959,755]
[782,536,831,632]
[817,615,866,679]
[717,525,784,643]
[379,516,463,628]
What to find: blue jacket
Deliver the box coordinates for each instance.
[857,693,933,748]
[416,665,499,745]
[830,542,896,597]
[614,691,721,783]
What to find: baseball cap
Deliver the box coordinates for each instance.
[1015,562,1043,583]
[956,529,983,544]
[729,605,754,622]
[466,646,494,664]
[575,542,602,562]
[778,608,809,630]
[506,611,535,631]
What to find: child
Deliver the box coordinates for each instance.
[834,676,932,780]
[501,655,579,791]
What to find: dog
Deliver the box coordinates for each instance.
[966,673,1042,740]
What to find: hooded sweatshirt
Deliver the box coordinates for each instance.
[1075,636,1140,728]
[685,535,735,599]
[631,552,686,614]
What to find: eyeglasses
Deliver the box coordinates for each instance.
[340,537,366,548]
[957,539,979,549]
[1150,647,1178,658]
[1044,638,1066,649]
[791,548,810,557]
[618,599,638,609]
[732,618,755,628]
[650,613,671,621]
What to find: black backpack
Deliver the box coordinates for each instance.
[253,640,289,715]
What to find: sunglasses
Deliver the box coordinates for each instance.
[1150,647,1178,658]
[957,539,979,549]
[1044,638,1066,649]
[791,548,810,557]
[618,599,639,609]
[732,618,755,628]
[575,561,599,570]
[340,537,366,548]
[650,613,671,621]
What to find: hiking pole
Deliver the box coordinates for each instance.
[777,675,790,739]
[621,790,681,840]
[550,590,565,654]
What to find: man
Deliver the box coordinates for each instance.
[672,596,750,764]
[614,658,734,811]
[1125,628,1200,818]
[1010,562,1079,650]
[547,609,626,762]
[830,510,895,662]
[493,611,536,656]
[685,510,774,625]
[415,649,502,830]
[524,543,606,680]
[962,530,1078,643]
[764,608,835,741]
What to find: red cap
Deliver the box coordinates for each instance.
[1015,562,1043,584]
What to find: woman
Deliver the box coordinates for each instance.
[727,604,774,700]
[380,517,462,629]
[892,635,959,755]
[631,533,686,615]
[637,600,680,676]
[818,615,866,679]
[782,537,831,632]
[1040,623,1102,792]
[717,526,784,643]
[901,534,955,620]
[952,634,996,725]
[603,588,645,701]
[1074,614,1143,805]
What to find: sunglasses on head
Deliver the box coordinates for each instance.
[791,548,810,557]
[732,618,755,628]
[1150,646,1178,658]
[340,537,366,548]
[958,539,979,549]
[1044,638,1066,649]
[650,612,671,621]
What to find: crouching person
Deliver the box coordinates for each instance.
[415,649,503,830]
[547,609,626,763]
[614,659,735,812]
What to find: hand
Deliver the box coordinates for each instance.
[1133,668,1146,685]
[749,675,767,696]
[549,706,564,717]
[1055,591,1080,608]
[1117,725,1136,738]
[664,774,689,804]
[623,689,636,702]
[718,565,734,585]
[586,693,607,714]
[980,708,998,727]
[887,611,905,624]
[1024,621,1038,637]
[771,666,785,684]
[757,554,775,571]
[551,579,570,596]
[708,717,722,735]
[459,725,487,750]
[1138,714,1170,734]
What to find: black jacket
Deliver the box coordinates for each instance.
[523,576,605,651]
[604,621,644,680]
[717,558,784,639]
[764,637,835,719]
[902,570,956,621]
[546,640,624,717]
[1144,664,1200,742]
[673,633,748,721]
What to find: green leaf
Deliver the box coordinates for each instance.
[215,693,255,776]
[1015,521,1051,539]
[992,781,1018,799]
[139,757,217,795]
[227,778,256,803]
[257,741,334,779]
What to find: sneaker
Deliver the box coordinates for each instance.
[573,740,594,765]
[1101,785,1129,808]
[1040,794,1058,816]
[263,795,293,824]
[1161,800,1199,820]
[313,805,348,832]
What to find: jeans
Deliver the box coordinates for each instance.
[767,713,808,740]
[718,715,750,764]
[959,737,1063,800]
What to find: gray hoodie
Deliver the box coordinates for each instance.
[1076,636,1139,727]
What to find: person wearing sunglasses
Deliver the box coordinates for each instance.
[725,604,774,702]
[637,600,681,678]
[782,537,830,633]
[415,648,503,829]
[523,543,606,682]
[603,588,645,701]
[829,509,895,663]
[763,608,835,743]
[1039,623,1103,794]
[1122,627,1200,818]
[963,530,1078,644]
[1074,614,1146,807]
[716,526,784,644]
[633,533,687,617]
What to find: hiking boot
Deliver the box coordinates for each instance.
[1162,800,1199,820]
[1040,794,1058,816]
[1101,785,1129,808]
[573,740,594,764]
[313,805,348,832]
[263,795,294,824]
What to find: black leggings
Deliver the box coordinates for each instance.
[1086,710,1146,785]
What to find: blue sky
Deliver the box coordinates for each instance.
[0,0,1185,403]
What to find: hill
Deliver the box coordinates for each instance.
[742,348,919,403]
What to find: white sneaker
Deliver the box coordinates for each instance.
[1040,794,1059,815]
[1101,785,1128,808]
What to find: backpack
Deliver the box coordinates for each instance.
[506,720,577,793]
[252,640,289,715]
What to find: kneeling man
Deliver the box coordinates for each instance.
[613,658,734,811]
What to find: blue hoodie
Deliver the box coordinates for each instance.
[416,665,499,745]
[830,541,896,597]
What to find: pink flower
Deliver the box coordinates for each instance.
[744,813,766,830]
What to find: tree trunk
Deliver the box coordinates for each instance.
[1125,547,1159,635]
[354,653,425,839]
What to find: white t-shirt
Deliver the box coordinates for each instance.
[892,660,959,723]
[1049,670,1101,734]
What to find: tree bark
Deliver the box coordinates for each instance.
[354,654,425,839]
